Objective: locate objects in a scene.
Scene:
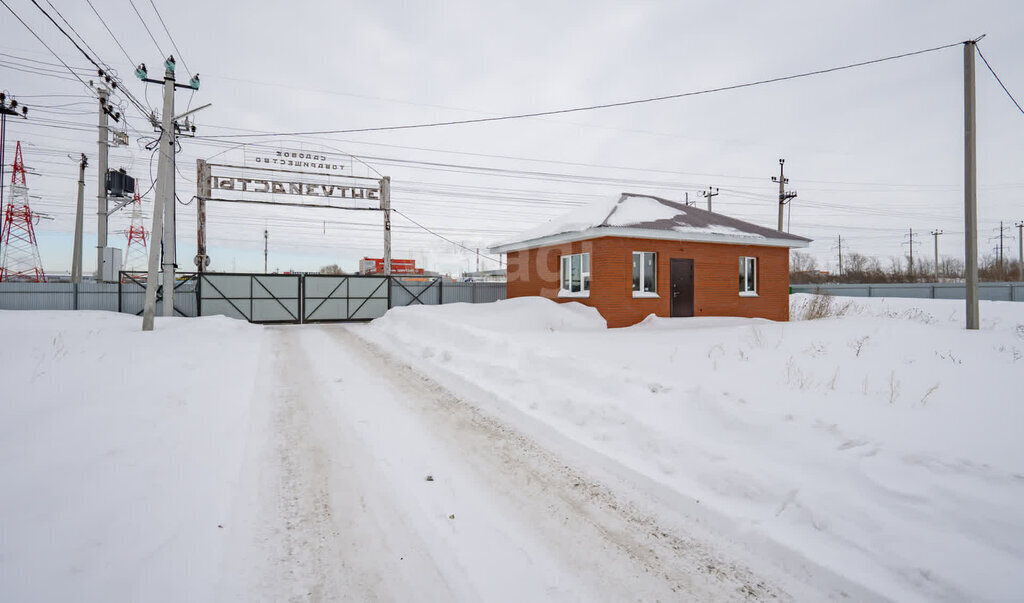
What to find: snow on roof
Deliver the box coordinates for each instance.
[491,193,811,252]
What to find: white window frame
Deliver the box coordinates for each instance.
[739,256,758,296]
[632,251,658,298]
[559,252,590,298]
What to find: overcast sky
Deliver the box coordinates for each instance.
[2,0,1023,275]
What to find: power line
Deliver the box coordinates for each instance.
[392,209,502,265]
[43,0,111,73]
[975,45,1024,117]
[23,0,151,119]
[0,0,93,92]
[85,0,137,68]
[128,0,165,58]
[147,0,189,76]
[197,39,966,139]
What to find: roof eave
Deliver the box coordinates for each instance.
[490,227,811,254]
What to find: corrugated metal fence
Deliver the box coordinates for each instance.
[0,281,119,311]
[0,277,507,319]
[390,279,506,306]
[791,282,1024,302]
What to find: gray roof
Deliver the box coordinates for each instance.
[600,193,811,242]
[490,192,811,252]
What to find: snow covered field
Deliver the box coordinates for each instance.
[1,295,1022,601]
[0,312,265,601]
[361,295,1024,602]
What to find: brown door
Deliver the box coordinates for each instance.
[670,259,694,317]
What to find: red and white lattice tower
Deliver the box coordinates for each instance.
[123,190,148,272]
[0,141,46,282]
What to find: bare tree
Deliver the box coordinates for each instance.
[319,264,346,275]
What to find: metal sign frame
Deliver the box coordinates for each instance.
[195,159,391,276]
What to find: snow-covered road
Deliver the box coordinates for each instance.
[10,298,1017,601]
[220,325,802,601]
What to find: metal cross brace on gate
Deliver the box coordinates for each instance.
[392,277,440,305]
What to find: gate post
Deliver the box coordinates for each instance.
[438,277,444,304]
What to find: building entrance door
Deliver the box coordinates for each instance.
[670,258,694,317]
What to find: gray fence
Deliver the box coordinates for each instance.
[119,274,199,317]
[0,281,119,311]
[0,276,508,319]
[791,282,1024,302]
[390,278,506,307]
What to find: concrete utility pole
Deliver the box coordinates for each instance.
[264,228,268,273]
[772,159,797,232]
[382,176,392,276]
[904,228,919,279]
[964,39,980,330]
[161,68,176,316]
[1016,221,1023,281]
[998,221,1005,270]
[835,235,844,277]
[931,229,943,282]
[72,154,87,284]
[95,84,109,280]
[700,186,719,212]
[142,57,180,330]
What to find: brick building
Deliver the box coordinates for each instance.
[490,193,811,327]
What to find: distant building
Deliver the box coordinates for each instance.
[461,269,506,282]
[490,193,811,328]
[359,257,424,275]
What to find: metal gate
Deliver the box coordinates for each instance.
[120,272,505,324]
[118,271,199,317]
[198,273,300,323]
[303,275,389,322]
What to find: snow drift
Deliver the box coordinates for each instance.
[361,295,1024,602]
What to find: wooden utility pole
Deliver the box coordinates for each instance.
[264,228,268,273]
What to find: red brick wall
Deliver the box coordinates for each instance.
[506,236,791,328]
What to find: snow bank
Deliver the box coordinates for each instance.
[380,296,607,333]
[360,296,1024,602]
[0,311,265,602]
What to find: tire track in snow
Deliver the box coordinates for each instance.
[313,325,792,601]
[227,327,457,602]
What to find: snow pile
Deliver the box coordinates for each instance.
[383,296,606,333]
[362,297,1024,602]
[0,311,265,602]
